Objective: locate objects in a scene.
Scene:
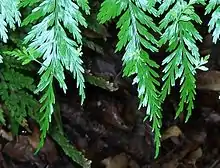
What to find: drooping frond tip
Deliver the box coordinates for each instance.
[98,0,162,157]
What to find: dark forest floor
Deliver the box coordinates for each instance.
[1,18,220,167]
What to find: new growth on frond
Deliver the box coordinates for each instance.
[205,0,220,43]
[19,0,90,161]
[98,0,162,157]
[159,0,207,121]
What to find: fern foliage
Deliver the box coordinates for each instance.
[19,0,90,150]
[0,0,21,63]
[0,0,218,163]
[98,0,162,157]
[4,46,92,167]
[0,0,21,43]
[0,53,38,134]
[205,0,220,43]
[50,127,91,168]
[159,0,208,122]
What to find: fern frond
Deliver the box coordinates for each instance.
[18,0,41,8]
[83,39,104,55]
[4,47,40,65]
[159,0,207,121]
[20,0,90,163]
[0,60,38,130]
[98,0,162,157]
[21,0,88,101]
[35,81,55,151]
[85,73,119,91]
[158,0,175,15]
[205,0,220,43]
[50,128,91,168]
[76,0,90,14]
[3,50,36,71]
[0,0,21,43]
[0,108,5,125]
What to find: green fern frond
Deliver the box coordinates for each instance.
[19,0,90,163]
[98,0,126,23]
[0,108,6,125]
[4,47,40,65]
[98,0,162,157]
[76,0,90,15]
[18,0,41,8]
[3,50,36,71]
[50,128,91,168]
[0,0,21,43]
[20,0,88,101]
[35,81,55,151]
[0,0,21,63]
[0,56,38,130]
[159,0,207,121]
[158,0,175,15]
[85,73,118,91]
[205,0,220,43]
[83,39,104,55]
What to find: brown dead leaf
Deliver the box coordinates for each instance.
[0,129,13,141]
[161,125,183,141]
[196,70,220,91]
[162,160,179,168]
[101,153,129,168]
[205,112,220,124]
[28,122,58,164]
[189,130,207,144]
[2,135,45,168]
[128,159,140,168]
[186,147,203,166]
[100,100,130,131]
